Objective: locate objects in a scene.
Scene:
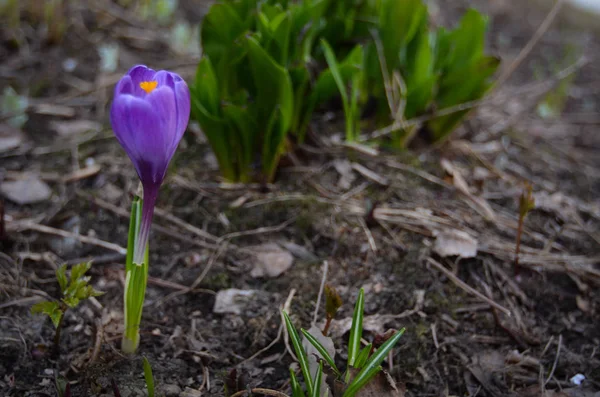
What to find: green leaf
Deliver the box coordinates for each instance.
[311,361,323,397]
[143,357,155,397]
[301,329,341,376]
[190,94,238,182]
[70,262,91,283]
[222,103,257,182]
[354,343,372,369]
[429,55,499,141]
[378,0,427,73]
[201,3,247,64]
[290,368,306,397]
[246,35,294,181]
[321,39,361,141]
[445,9,488,71]
[343,328,406,397]
[283,311,314,395]
[347,288,365,368]
[194,57,220,116]
[31,301,63,328]
[246,35,293,132]
[56,264,68,293]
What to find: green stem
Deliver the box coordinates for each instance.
[122,197,149,354]
[52,309,65,357]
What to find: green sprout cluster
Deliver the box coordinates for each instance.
[283,289,405,397]
[191,0,499,182]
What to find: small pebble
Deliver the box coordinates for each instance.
[162,384,181,396]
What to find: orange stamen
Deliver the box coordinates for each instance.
[139,81,158,94]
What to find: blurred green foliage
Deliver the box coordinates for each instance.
[189,0,499,182]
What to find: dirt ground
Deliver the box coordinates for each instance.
[1,0,599,396]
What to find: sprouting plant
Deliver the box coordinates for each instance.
[110,65,191,353]
[31,262,103,355]
[109,357,155,397]
[283,288,405,397]
[143,357,156,397]
[323,284,342,336]
[1,86,29,129]
[55,373,71,397]
[515,183,535,275]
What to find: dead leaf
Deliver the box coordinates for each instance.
[302,325,335,396]
[329,314,387,339]
[50,120,101,137]
[0,178,52,205]
[333,159,356,190]
[441,159,496,220]
[249,243,294,278]
[0,124,23,153]
[212,289,256,315]
[433,229,478,258]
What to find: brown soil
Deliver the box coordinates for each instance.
[1,1,599,396]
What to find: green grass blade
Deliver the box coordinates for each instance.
[347,288,364,368]
[343,328,405,397]
[311,361,323,397]
[354,343,372,369]
[142,357,155,397]
[283,311,314,394]
[301,329,341,376]
[290,368,306,397]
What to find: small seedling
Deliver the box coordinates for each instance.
[284,288,405,397]
[31,262,103,355]
[323,284,342,336]
[143,357,155,397]
[515,184,535,275]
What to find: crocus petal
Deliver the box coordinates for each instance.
[127,65,156,85]
[173,79,191,150]
[114,75,134,96]
[144,85,177,160]
[153,70,175,90]
[128,65,157,97]
[110,94,168,183]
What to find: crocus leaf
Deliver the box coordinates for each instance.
[347,288,364,368]
[343,328,405,397]
[301,328,341,376]
[283,311,314,395]
[353,343,372,369]
[311,361,323,397]
[290,368,306,397]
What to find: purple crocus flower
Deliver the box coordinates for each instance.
[110,65,190,264]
